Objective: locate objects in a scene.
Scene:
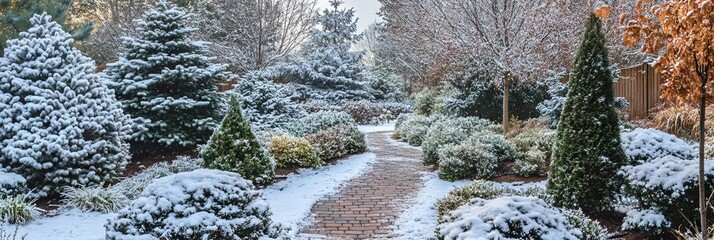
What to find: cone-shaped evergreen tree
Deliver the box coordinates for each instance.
[0,14,131,196]
[104,2,227,150]
[546,14,627,213]
[201,95,275,185]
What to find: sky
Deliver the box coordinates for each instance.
[316,0,382,33]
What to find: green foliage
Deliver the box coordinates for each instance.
[413,88,444,116]
[511,128,556,177]
[306,124,367,161]
[104,2,227,149]
[0,0,92,52]
[437,142,499,182]
[201,96,275,185]
[269,135,323,168]
[0,196,42,225]
[547,15,627,213]
[285,111,358,137]
[60,186,128,213]
[393,114,437,146]
[421,117,493,165]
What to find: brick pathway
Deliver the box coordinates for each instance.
[301,131,430,239]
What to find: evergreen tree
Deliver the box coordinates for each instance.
[546,14,627,213]
[201,95,275,185]
[104,2,227,150]
[0,13,131,196]
[282,0,372,103]
[0,0,93,52]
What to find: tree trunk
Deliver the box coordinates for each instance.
[503,73,510,134]
[700,80,707,240]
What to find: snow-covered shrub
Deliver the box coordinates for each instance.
[300,100,342,113]
[560,208,608,240]
[341,100,384,124]
[0,172,26,198]
[621,208,671,233]
[285,111,357,137]
[413,88,444,116]
[367,69,405,102]
[537,71,568,128]
[233,72,307,130]
[104,2,226,148]
[0,14,132,197]
[60,186,128,213]
[394,114,434,146]
[619,155,714,228]
[436,196,583,240]
[422,117,492,165]
[437,143,499,181]
[113,162,172,200]
[511,128,556,177]
[379,102,412,119]
[473,131,517,162]
[105,169,283,239]
[436,181,509,220]
[269,135,323,168]
[306,124,367,161]
[202,96,275,186]
[514,148,548,177]
[168,156,204,173]
[620,128,695,164]
[0,196,42,225]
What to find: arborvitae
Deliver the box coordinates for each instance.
[201,95,275,185]
[0,14,131,197]
[546,14,627,213]
[104,2,227,151]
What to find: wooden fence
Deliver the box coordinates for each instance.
[613,63,661,119]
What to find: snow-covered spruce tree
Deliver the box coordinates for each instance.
[547,14,627,214]
[233,70,307,130]
[0,13,132,197]
[282,0,373,103]
[104,2,227,150]
[201,95,275,185]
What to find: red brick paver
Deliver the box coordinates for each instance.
[302,131,429,239]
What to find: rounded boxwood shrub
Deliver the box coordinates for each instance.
[514,148,548,177]
[394,114,434,146]
[619,155,714,229]
[437,143,499,181]
[306,124,367,161]
[422,117,492,165]
[105,169,283,240]
[437,196,584,240]
[510,128,555,177]
[269,135,323,168]
[620,128,695,164]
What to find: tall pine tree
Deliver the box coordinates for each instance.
[0,0,93,52]
[546,14,627,213]
[0,13,131,196]
[201,95,275,185]
[104,2,228,151]
[283,0,372,103]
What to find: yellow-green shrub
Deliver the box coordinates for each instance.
[269,136,323,168]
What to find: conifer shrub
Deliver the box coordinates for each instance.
[285,111,358,137]
[0,13,132,197]
[619,156,714,231]
[620,128,695,164]
[105,169,283,239]
[547,14,627,213]
[306,124,367,161]
[269,135,323,168]
[621,208,671,234]
[0,172,26,199]
[413,88,444,116]
[233,72,307,130]
[201,95,275,185]
[104,2,227,149]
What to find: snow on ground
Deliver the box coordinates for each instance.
[358,123,396,133]
[3,209,115,240]
[7,153,376,240]
[391,172,468,239]
[263,152,377,236]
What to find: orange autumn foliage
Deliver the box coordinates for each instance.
[622,0,714,104]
